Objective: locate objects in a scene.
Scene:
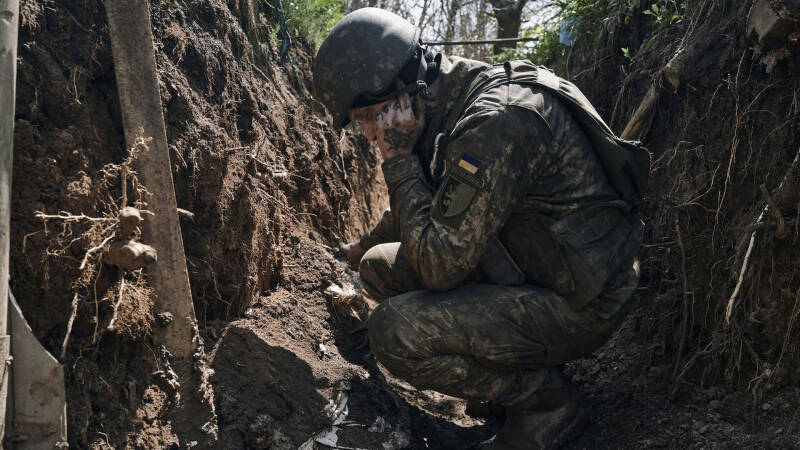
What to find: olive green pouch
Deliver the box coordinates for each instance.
[499,214,576,298]
[499,207,640,310]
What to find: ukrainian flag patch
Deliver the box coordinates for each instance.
[457,153,481,174]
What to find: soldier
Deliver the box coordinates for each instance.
[313,8,645,449]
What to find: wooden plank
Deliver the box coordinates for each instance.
[104,0,198,359]
[0,0,20,443]
[104,3,217,444]
[1,0,18,337]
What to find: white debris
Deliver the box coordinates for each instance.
[325,283,358,301]
[368,416,387,433]
[314,427,340,447]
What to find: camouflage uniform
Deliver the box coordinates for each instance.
[359,55,642,406]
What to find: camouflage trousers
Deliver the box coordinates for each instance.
[361,242,638,407]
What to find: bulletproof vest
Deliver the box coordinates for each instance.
[446,61,648,310]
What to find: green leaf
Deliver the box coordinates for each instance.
[644,33,659,50]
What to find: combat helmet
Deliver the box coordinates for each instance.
[313,8,423,128]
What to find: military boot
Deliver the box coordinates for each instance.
[465,400,506,420]
[478,372,589,449]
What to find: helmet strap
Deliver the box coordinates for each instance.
[363,79,429,103]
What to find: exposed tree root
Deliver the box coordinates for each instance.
[36,137,160,356]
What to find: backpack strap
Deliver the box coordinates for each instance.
[437,61,651,207]
[533,65,560,91]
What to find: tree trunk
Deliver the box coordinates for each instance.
[490,0,527,55]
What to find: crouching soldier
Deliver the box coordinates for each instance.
[313,8,648,449]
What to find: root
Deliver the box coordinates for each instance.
[106,275,126,331]
[726,147,800,324]
[34,212,116,223]
[760,183,789,239]
[60,292,80,360]
[726,231,755,324]
[80,235,114,270]
[673,212,691,379]
[40,135,158,355]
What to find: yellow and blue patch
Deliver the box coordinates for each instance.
[457,153,481,175]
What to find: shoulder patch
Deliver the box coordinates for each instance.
[434,156,485,225]
[438,174,477,218]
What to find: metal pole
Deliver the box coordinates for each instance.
[423,36,540,46]
[0,0,19,443]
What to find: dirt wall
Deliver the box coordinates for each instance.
[567,0,800,392]
[9,0,385,446]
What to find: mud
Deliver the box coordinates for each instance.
[10,0,384,446]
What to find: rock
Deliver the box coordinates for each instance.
[156,312,174,326]
[217,392,238,424]
[103,238,157,270]
[748,0,795,49]
[245,414,276,450]
[118,206,144,237]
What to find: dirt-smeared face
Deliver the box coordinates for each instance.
[347,100,393,142]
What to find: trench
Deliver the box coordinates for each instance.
[5,0,800,448]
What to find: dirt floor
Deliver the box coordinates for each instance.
[6,0,800,448]
[205,234,800,449]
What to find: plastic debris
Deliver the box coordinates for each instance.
[559,17,578,46]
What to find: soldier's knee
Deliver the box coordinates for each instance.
[366,300,399,356]
[359,244,396,301]
[367,300,419,377]
[358,248,380,287]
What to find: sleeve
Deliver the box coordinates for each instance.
[382,106,549,291]
[358,208,398,250]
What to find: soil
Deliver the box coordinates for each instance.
[6,0,800,448]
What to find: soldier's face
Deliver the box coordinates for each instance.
[348,99,393,141]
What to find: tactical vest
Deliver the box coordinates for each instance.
[444,61,650,310]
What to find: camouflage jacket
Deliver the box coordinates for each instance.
[359,55,640,307]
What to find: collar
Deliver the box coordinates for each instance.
[415,55,490,184]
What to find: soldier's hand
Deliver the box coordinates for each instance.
[374,93,425,161]
[339,241,365,267]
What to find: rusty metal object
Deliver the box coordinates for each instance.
[104,0,198,360]
[8,292,68,449]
